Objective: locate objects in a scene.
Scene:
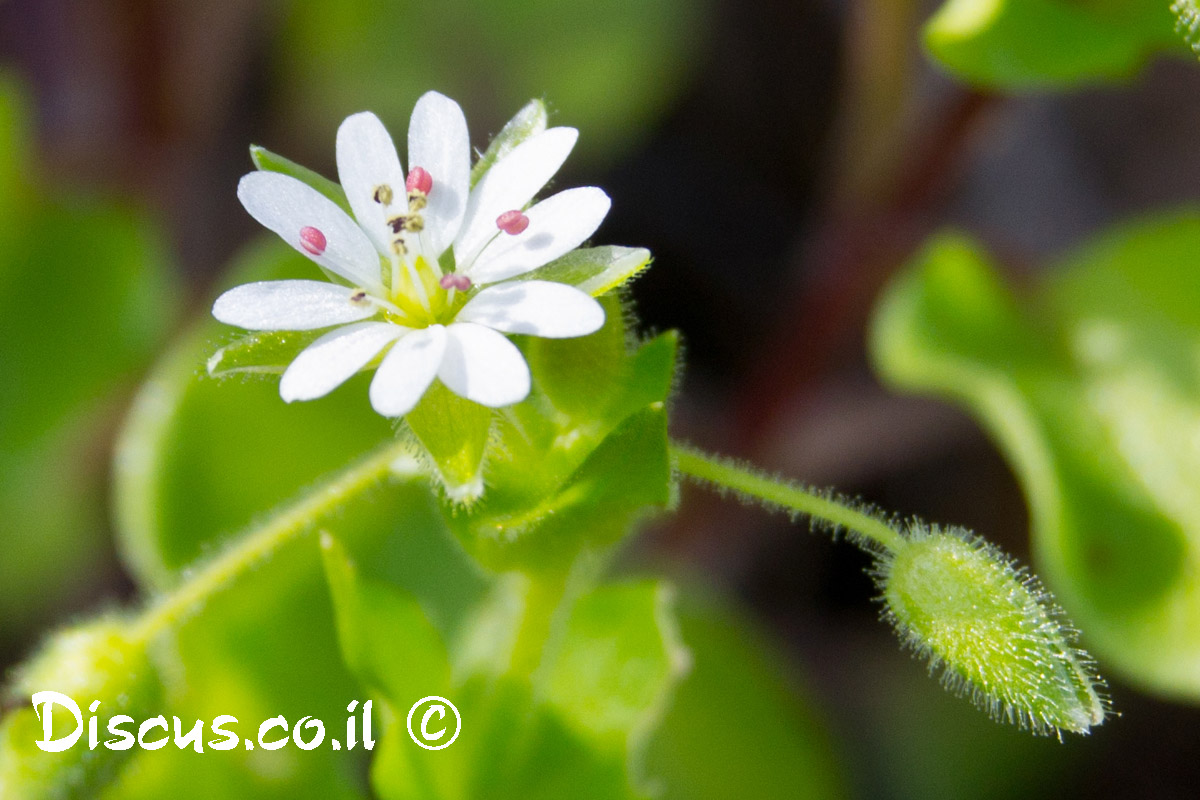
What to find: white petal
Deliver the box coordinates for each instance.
[465,187,611,284]
[408,91,470,261]
[439,323,530,408]
[238,172,383,293]
[336,111,407,257]
[279,322,406,402]
[213,280,378,331]
[457,281,605,338]
[369,325,447,417]
[454,127,579,269]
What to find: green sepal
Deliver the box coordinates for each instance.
[205,330,323,378]
[522,246,652,297]
[470,99,548,188]
[404,382,494,503]
[524,294,628,420]
[457,404,672,572]
[250,144,352,215]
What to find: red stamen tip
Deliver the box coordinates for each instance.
[299,226,327,256]
[496,210,529,235]
[406,166,433,195]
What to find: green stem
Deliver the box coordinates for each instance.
[671,442,906,553]
[510,573,567,677]
[131,439,419,642]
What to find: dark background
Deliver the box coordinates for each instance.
[3,0,1200,796]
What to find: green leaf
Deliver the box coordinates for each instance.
[870,215,1200,698]
[541,581,688,786]
[321,531,452,701]
[251,144,352,214]
[470,98,548,187]
[522,246,652,297]
[336,574,689,800]
[924,0,1180,89]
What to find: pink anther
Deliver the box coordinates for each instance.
[439,273,472,291]
[496,210,529,235]
[299,226,327,256]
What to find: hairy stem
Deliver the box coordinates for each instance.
[131,439,419,641]
[671,442,905,553]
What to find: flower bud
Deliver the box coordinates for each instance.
[875,525,1108,736]
[0,616,160,798]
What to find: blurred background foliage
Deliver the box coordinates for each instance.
[4,0,1200,797]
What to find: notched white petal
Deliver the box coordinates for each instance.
[439,323,531,408]
[369,324,447,417]
[337,111,406,256]
[280,322,406,402]
[238,172,383,292]
[466,187,611,284]
[458,280,605,338]
[454,127,579,268]
[408,91,471,260]
[212,280,378,331]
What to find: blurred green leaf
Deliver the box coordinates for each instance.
[870,215,1200,698]
[642,594,846,800]
[542,581,687,768]
[0,72,32,246]
[0,76,174,632]
[924,0,1179,89]
[274,0,712,165]
[114,237,395,586]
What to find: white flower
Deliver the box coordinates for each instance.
[212,92,609,417]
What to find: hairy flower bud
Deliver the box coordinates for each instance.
[875,525,1108,737]
[0,616,160,798]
